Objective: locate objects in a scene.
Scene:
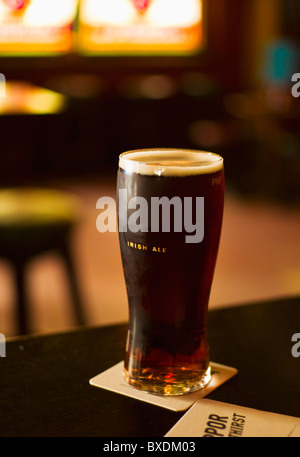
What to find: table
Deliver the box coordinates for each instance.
[1,296,299,437]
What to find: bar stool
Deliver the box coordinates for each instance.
[0,188,85,335]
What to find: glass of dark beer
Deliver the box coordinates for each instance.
[117,149,224,395]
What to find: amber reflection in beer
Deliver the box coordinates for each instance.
[117,149,224,395]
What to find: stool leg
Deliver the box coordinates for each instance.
[61,243,86,326]
[14,259,29,335]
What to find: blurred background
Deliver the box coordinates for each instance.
[0,0,299,337]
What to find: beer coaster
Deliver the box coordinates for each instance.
[89,361,238,412]
[165,398,300,437]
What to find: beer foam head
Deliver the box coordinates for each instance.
[119,149,224,176]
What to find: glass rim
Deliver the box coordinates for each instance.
[118,148,224,177]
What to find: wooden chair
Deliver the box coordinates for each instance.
[0,188,85,334]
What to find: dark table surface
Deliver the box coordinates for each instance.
[1,296,300,437]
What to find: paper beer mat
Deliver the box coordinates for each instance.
[89,361,237,412]
[165,398,300,437]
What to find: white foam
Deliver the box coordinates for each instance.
[119,149,223,176]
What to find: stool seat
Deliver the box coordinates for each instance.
[0,188,80,222]
[0,188,85,335]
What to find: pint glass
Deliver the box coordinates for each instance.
[117,149,224,395]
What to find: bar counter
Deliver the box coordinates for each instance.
[1,296,299,437]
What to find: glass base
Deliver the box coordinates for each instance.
[124,364,211,396]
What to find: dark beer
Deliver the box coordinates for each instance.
[117,149,224,395]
